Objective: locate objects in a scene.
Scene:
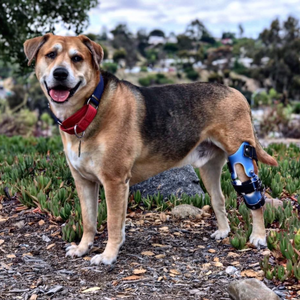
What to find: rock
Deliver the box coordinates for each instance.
[42,235,51,243]
[228,279,280,300]
[264,197,283,208]
[130,165,204,198]
[172,204,203,219]
[226,266,238,276]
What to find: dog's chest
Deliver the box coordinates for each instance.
[65,142,99,182]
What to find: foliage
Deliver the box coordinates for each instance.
[138,73,174,87]
[101,63,118,74]
[260,103,294,137]
[0,0,98,71]
[184,68,199,81]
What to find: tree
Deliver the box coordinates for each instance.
[238,24,244,37]
[252,16,300,98]
[110,24,138,68]
[149,29,165,38]
[0,0,98,72]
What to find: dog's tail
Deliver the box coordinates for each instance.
[254,134,278,166]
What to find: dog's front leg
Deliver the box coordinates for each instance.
[91,178,128,265]
[66,171,99,257]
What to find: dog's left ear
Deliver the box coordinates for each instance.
[79,35,104,69]
[24,33,53,66]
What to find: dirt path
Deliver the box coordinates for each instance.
[0,200,296,300]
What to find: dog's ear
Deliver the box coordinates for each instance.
[23,33,53,66]
[78,35,104,69]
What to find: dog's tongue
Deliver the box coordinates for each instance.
[49,89,70,102]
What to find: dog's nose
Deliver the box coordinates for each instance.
[53,67,69,81]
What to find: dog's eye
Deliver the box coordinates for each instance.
[46,52,57,59]
[72,55,83,62]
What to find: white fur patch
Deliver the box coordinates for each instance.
[177,145,217,168]
[69,48,78,56]
[53,43,63,52]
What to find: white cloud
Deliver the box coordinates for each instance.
[57,0,300,38]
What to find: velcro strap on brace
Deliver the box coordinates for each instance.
[232,178,263,195]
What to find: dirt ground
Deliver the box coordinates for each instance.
[0,198,299,300]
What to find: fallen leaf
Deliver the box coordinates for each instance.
[202,205,211,212]
[152,243,167,248]
[82,287,101,293]
[213,257,219,262]
[6,254,16,258]
[122,275,141,281]
[83,256,91,261]
[46,243,55,250]
[160,212,167,222]
[208,249,216,253]
[157,276,163,282]
[22,252,33,256]
[206,270,212,275]
[170,269,181,275]
[38,220,45,226]
[159,226,169,231]
[241,269,259,278]
[155,254,166,259]
[29,295,38,300]
[133,269,147,275]
[214,262,223,267]
[198,245,205,249]
[227,252,240,258]
[141,251,154,256]
[0,239,4,246]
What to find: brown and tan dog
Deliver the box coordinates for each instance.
[24,34,277,265]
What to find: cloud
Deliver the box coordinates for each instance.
[59,0,300,37]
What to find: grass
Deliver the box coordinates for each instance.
[0,135,300,282]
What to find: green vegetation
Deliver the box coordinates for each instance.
[0,137,300,282]
[138,73,174,87]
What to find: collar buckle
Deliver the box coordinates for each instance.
[87,95,99,109]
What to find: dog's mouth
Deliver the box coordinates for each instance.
[45,81,81,104]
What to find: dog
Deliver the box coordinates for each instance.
[23,34,277,265]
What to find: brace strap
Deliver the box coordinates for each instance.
[232,177,263,195]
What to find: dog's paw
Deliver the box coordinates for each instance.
[90,251,117,265]
[210,228,230,240]
[66,244,89,258]
[249,234,267,248]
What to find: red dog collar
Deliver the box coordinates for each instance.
[49,76,104,136]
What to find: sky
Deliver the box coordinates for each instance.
[81,0,300,38]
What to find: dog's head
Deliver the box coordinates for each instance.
[24,33,103,106]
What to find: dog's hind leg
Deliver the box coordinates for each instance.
[91,179,129,265]
[199,149,230,240]
[234,163,267,247]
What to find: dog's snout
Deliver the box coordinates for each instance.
[53,67,69,81]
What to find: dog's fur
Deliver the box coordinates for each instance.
[24,34,277,265]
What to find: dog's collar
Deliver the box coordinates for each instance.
[49,75,104,137]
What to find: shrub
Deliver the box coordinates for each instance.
[102,62,118,74]
[185,68,199,81]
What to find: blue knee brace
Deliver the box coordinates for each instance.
[227,142,265,210]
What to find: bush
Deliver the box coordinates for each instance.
[293,102,300,114]
[185,68,199,81]
[102,62,118,74]
[140,66,148,72]
[138,74,173,87]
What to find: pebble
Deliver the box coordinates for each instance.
[226,266,238,275]
[42,235,51,243]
